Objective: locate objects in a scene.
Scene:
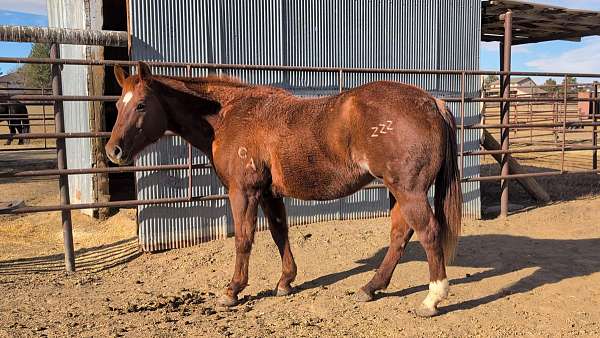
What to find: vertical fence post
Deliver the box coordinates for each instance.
[50,43,75,272]
[561,75,568,172]
[41,86,47,149]
[593,82,598,170]
[460,72,465,180]
[500,11,512,218]
[529,80,533,145]
[186,64,193,201]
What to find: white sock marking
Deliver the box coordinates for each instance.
[422,279,449,310]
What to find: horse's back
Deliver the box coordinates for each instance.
[261,81,446,199]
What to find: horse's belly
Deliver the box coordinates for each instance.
[271,163,373,201]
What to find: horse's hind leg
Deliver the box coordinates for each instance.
[20,119,30,144]
[401,192,448,317]
[355,200,413,302]
[17,124,24,145]
[260,195,297,296]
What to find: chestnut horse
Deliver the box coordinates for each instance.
[106,62,462,317]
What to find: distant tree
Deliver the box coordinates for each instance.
[561,75,580,93]
[18,43,51,89]
[543,78,558,94]
[483,74,499,88]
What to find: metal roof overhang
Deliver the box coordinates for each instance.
[482,0,600,45]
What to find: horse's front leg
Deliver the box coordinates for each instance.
[218,187,259,307]
[260,195,297,296]
[5,125,16,145]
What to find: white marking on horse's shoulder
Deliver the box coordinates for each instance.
[246,158,257,171]
[238,147,248,159]
[122,91,133,104]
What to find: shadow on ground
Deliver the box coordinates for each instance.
[0,237,141,275]
[480,163,600,218]
[297,234,600,313]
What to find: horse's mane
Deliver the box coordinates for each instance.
[160,74,249,88]
[155,74,291,98]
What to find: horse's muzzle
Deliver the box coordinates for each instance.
[105,143,132,165]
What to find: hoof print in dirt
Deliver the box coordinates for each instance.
[414,306,440,318]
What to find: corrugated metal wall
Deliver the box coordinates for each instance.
[47,0,95,212]
[130,0,481,251]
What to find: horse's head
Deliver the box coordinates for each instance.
[105,61,168,165]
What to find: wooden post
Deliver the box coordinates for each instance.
[481,130,550,202]
[500,11,512,218]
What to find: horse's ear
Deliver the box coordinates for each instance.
[114,65,127,88]
[138,61,152,82]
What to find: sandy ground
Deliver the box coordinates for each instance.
[1,191,600,337]
[1,104,599,337]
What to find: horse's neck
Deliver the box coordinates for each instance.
[157,78,236,158]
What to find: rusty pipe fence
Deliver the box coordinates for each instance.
[0,86,55,150]
[482,83,598,149]
[1,53,600,271]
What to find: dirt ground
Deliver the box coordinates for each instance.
[1,105,600,337]
[0,198,599,337]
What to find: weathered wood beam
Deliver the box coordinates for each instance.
[0,25,127,47]
[482,129,551,203]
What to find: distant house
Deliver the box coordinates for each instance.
[0,72,25,89]
[487,77,548,97]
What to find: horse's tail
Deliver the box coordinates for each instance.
[434,98,462,264]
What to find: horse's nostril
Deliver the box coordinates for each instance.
[113,145,123,160]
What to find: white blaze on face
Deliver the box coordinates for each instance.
[122,91,133,105]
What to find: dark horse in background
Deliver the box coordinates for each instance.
[106,62,462,318]
[0,101,30,145]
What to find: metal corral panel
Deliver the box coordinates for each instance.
[135,137,229,251]
[47,0,94,212]
[130,0,481,251]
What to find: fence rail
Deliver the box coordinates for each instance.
[1,53,599,272]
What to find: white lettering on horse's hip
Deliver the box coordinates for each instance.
[370,120,394,138]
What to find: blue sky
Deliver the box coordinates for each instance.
[481,0,600,82]
[0,0,599,82]
[0,9,47,75]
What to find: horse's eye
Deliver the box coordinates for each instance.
[136,103,145,111]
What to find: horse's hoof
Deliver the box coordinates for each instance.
[274,286,293,297]
[353,288,374,302]
[217,294,238,307]
[414,305,439,318]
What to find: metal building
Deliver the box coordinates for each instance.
[129,0,482,251]
[48,0,481,251]
[47,0,108,216]
[47,0,131,218]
